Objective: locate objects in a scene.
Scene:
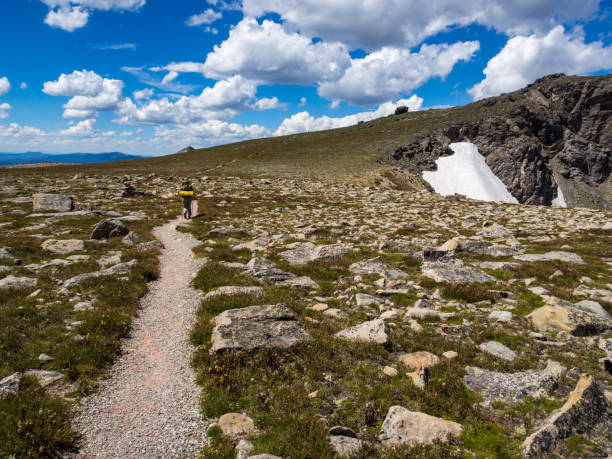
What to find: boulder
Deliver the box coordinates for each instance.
[122,231,141,247]
[204,286,265,300]
[210,304,310,353]
[398,351,440,369]
[478,341,517,361]
[32,193,73,212]
[489,310,513,322]
[23,370,64,390]
[463,361,565,405]
[378,406,462,447]
[421,259,495,284]
[208,227,250,237]
[528,304,612,336]
[91,219,129,240]
[279,276,320,289]
[136,240,164,251]
[41,239,84,255]
[521,375,611,457]
[335,319,389,345]
[0,275,36,290]
[0,372,21,397]
[62,259,137,288]
[349,259,387,275]
[245,256,294,283]
[514,251,585,265]
[329,435,363,457]
[217,413,257,437]
[573,300,611,320]
[279,242,349,265]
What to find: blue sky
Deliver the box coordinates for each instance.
[0,0,611,156]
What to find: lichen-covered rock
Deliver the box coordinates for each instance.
[62,259,137,288]
[41,238,84,255]
[210,304,310,353]
[479,340,517,361]
[32,193,73,212]
[204,286,264,300]
[378,406,462,447]
[0,372,21,397]
[0,275,36,290]
[464,361,565,405]
[514,251,585,264]
[217,413,257,437]
[398,351,440,369]
[335,319,389,345]
[421,259,495,283]
[280,242,349,265]
[528,304,612,336]
[91,219,129,240]
[521,375,612,457]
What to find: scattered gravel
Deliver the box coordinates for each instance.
[72,218,208,458]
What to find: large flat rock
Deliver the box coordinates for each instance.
[279,242,349,265]
[62,260,137,288]
[464,361,565,406]
[422,260,495,284]
[335,319,389,345]
[378,406,462,447]
[41,238,84,255]
[514,251,585,265]
[528,304,612,336]
[32,193,73,212]
[210,303,310,353]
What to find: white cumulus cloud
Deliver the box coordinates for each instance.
[40,0,145,31]
[203,18,351,85]
[0,103,11,119]
[154,120,270,145]
[116,75,280,125]
[0,77,11,96]
[44,6,89,32]
[43,69,125,118]
[319,42,479,106]
[275,95,423,136]
[186,8,222,26]
[469,26,612,99]
[60,118,97,136]
[242,0,600,50]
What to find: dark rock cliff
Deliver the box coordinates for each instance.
[381,74,612,209]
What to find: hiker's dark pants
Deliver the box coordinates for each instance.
[182,197,193,218]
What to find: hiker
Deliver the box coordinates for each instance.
[179,180,195,219]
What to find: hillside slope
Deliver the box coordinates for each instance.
[4,74,610,208]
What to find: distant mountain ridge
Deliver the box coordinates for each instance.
[0,151,145,166]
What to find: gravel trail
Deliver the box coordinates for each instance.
[73,215,208,458]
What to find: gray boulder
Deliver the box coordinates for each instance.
[91,219,129,240]
[62,259,137,288]
[0,275,36,290]
[210,304,310,353]
[463,361,565,405]
[479,340,517,361]
[521,375,611,457]
[335,319,389,345]
[279,242,349,265]
[378,406,462,447]
[245,256,294,283]
[41,239,84,255]
[204,286,264,300]
[422,259,495,283]
[528,303,612,336]
[0,372,22,397]
[514,251,585,265]
[32,193,73,212]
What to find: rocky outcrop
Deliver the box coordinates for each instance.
[521,375,612,457]
[32,193,73,212]
[210,304,310,353]
[41,239,84,255]
[528,303,612,336]
[279,242,349,265]
[378,406,462,447]
[335,319,389,345]
[382,74,612,209]
[464,361,565,406]
[62,260,137,288]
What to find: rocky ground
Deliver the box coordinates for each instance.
[0,170,611,458]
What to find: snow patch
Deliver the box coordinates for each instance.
[551,177,567,207]
[422,142,518,204]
